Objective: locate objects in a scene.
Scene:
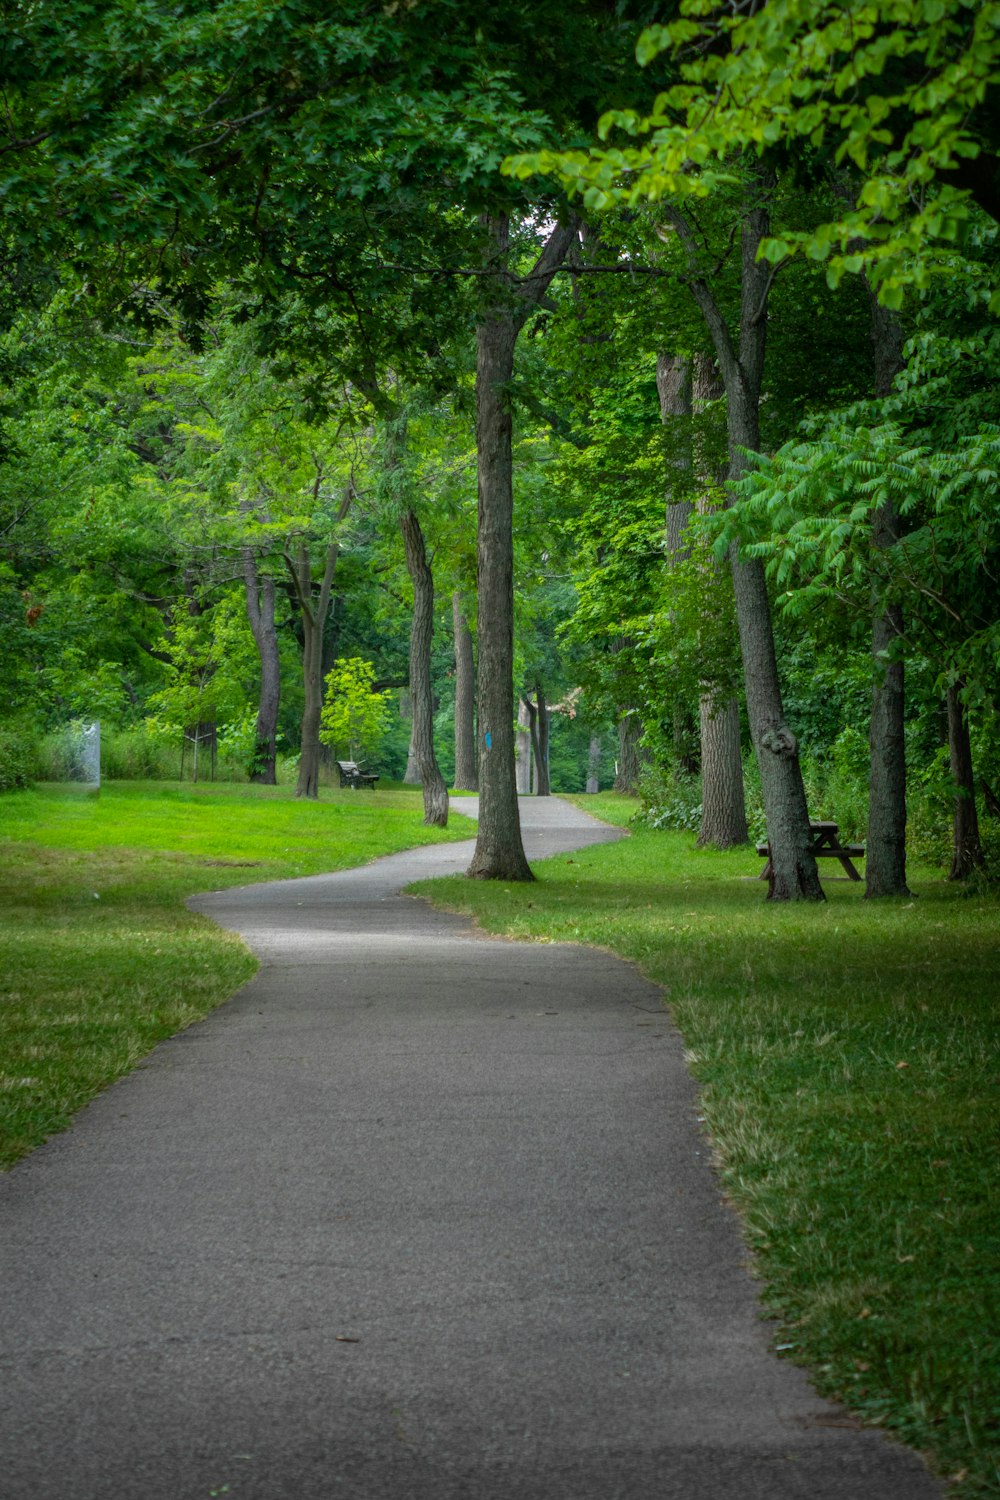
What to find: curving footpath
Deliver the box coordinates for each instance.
[1,796,941,1499]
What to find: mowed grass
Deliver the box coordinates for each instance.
[414,792,1000,1497]
[0,779,473,1169]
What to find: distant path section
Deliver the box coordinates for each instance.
[0,795,941,1499]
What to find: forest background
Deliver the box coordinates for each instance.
[0,0,998,895]
[2,3,1000,1493]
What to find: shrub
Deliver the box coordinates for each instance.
[0,726,43,792]
[634,767,703,833]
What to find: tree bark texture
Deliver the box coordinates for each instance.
[403,732,420,785]
[242,547,280,785]
[467,215,576,879]
[401,508,449,827]
[867,585,910,896]
[865,285,911,896]
[398,690,420,784]
[947,683,985,880]
[614,711,641,793]
[467,304,533,878]
[658,350,700,773]
[586,733,601,794]
[697,693,748,847]
[292,543,335,800]
[288,489,350,799]
[516,697,533,794]
[666,173,821,898]
[452,592,478,790]
[659,350,747,844]
[658,351,694,557]
[534,683,551,796]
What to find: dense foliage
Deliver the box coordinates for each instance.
[1,2,996,852]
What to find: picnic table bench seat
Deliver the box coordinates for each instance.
[755,840,865,859]
[335,759,379,790]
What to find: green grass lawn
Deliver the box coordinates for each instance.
[0,779,472,1170]
[414,792,1000,1498]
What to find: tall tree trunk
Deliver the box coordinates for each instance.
[534,683,551,796]
[697,694,748,848]
[947,682,985,880]
[614,711,641,793]
[401,508,449,827]
[528,699,541,794]
[467,215,575,880]
[659,351,699,775]
[242,547,280,785]
[295,565,325,800]
[694,354,747,847]
[516,697,533,794]
[452,592,478,790]
[729,500,818,897]
[666,174,821,899]
[659,350,746,844]
[319,593,341,772]
[287,492,350,800]
[403,731,420,785]
[865,288,911,896]
[398,691,420,784]
[867,579,909,895]
[586,733,601,794]
[468,298,531,877]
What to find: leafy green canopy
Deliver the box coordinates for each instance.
[719,323,1000,706]
[506,0,1000,307]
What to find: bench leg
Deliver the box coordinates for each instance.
[837,856,862,881]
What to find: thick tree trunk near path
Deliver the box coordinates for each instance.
[242,548,280,785]
[665,174,821,898]
[467,215,575,880]
[947,682,985,880]
[729,543,818,896]
[698,693,747,848]
[401,508,449,828]
[865,288,911,896]
[467,303,532,878]
[452,592,478,790]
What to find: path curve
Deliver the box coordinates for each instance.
[1,796,941,1499]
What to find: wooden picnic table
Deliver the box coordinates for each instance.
[757,820,864,894]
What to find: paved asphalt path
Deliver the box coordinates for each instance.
[1,796,941,1500]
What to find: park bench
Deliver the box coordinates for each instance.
[757,820,864,895]
[335,759,380,790]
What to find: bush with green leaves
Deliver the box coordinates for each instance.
[633,767,703,833]
[0,727,42,793]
